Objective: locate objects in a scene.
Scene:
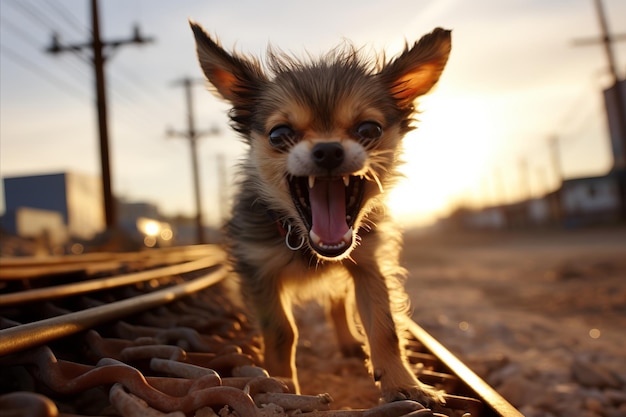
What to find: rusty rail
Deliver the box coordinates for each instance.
[0,265,228,356]
[403,320,523,417]
[0,250,226,307]
[0,244,217,279]
[0,246,522,416]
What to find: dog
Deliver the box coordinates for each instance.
[190,21,451,405]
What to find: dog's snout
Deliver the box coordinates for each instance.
[312,142,345,170]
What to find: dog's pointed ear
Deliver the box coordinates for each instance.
[190,20,265,103]
[379,28,451,106]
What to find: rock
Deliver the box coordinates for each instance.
[605,388,626,406]
[496,375,539,408]
[571,356,621,389]
[487,362,522,387]
[606,404,626,417]
[465,353,508,378]
[517,406,556,417]
[584,397,604,414]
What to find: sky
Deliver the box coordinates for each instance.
[1,0,625,227]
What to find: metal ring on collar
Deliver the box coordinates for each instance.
[285,223,305,251]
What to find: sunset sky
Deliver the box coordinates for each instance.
[1,0,625,227]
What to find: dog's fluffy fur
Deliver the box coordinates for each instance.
[191,22,451,404]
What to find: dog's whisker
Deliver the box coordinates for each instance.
[361,166,385,194]
[372,173,385,194]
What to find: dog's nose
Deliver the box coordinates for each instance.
[312,142,345,170]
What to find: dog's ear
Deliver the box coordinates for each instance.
[379,28,451,107]
[190,21,265,103]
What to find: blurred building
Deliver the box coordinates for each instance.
[560,173,622,227]
[442,172,621,230]
[2,172,105,242]
[3,207,67,247]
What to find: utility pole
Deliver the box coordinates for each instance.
[535,167,548,199]
[518,157,531,201]
[573,0,626,219]
[168,77,219,244]
[47,0,154,230]
[548,136,564,224]
[548,136,563,189]
[492,167,506,205]
[573,0,626,166]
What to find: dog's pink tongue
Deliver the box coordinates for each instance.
[309,179,349,244]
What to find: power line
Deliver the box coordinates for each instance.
[2,0,160,120]
[4,0,63,35]
[0,42,89,101]
[40,0,91,38]
[105,62,175,117]
[0,16,41,48]
[1,13,94,85]
[553,77,604,141]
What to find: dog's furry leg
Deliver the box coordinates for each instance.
[347,224,439,405]
[257,292,299,389]
[348,263,433,404]
[330,294,366,359]
[240,265,300,392]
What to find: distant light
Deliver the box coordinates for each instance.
[137,217,161,236]
[458,321,470,331]
[144,221,160,236]
[160,228,173,241]
[589,328,601,339]
[144,236,157,247]
[71,243,84,255]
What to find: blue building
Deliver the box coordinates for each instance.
[3,172,105,240]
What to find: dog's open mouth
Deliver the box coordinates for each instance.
[288,175,365,258]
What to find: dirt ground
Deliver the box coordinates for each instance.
[295,226,626,416]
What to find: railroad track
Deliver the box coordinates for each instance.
[0,245,522,417]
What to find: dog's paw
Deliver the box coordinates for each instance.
[382,383,445,407]
[376,368,445,407]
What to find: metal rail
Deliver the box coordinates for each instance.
[0,247,522,416]
[404,319,523,417]
[0,264,228,357]
[0,250,225,307]
[0,244,217,279]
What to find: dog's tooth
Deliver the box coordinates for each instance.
[308,176,316,189]
[342,175,350,187]
[342,227,353,242]
[309,230,322,245]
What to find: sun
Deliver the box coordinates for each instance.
[386,93,494,227]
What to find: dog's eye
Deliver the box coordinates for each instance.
[269,125,296,149]
[355,121,383,142]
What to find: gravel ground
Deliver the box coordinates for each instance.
[296,227,626,416]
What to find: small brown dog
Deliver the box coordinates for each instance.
[191,21,451,405]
